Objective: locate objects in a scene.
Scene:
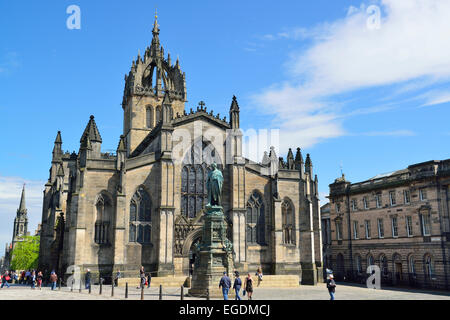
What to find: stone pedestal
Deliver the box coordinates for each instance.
[189,206,234,298]
[301,262,318,285]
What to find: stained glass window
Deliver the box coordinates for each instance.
[95,193,111,244]
[246,191,265,245]
[129,186,152,244]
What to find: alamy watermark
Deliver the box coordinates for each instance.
[66,5,81,30]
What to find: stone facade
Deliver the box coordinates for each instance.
[327,159,450,289]
[38,17,322,284]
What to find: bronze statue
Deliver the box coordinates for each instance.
[206,162,223,207]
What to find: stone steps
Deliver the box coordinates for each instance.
[117,276,188,288]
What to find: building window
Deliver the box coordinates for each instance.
[419,188,427,201]
[336,221,343,240]
[282,199,295,245]
[181,164,208,219]
[406,216,413,237]
[424,254,434,279]
[365,220,371,239]
[336,203,341,213]
[355,255,362,273]
[155,106,161,124]
[421,213,431,236]
[95,193,112,244]
[391,216,398,237]
[146,106,153,128]
[363,196,369,210]
[351,199,357,211]
[377,218,384,238]
[246,191,265,245]
[375,193,382,208]
[408,255,416,276]
[353,221,359,239]
[389,191,396,206]
[129,186,152,244]
[367,255,374,267]
[380,255,388,276]
[404,190,411,204]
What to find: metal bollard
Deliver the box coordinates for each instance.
[206,288,210,300]
[99,278,103,295]
[89,283,91,294]
[58,278,61,290]
[111,282,114,297]
[79,278,82,293]
[141,285,144,300]
[159,284,162,300]
[125,282,128,299]
[180,286,184,300]
[71,278,74,292]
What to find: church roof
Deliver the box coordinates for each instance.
[80,115,102,143]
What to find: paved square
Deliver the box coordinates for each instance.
[1,282,449,300]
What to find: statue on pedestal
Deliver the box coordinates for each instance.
[206,162,223,208]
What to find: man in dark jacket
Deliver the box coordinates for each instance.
[85,269,91,290]
[233,271,242,300]
[326,274,336,300]
[219,271,232,300]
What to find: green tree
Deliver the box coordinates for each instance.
[10,236,40,271]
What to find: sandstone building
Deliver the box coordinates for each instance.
[327,159,450,289]
[37,17,323,284]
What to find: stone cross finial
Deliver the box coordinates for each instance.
[198,101,205,109]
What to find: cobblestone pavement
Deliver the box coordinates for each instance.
[1,283,450,300]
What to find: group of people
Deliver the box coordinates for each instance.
[138,266,152,289]
[219,267,264,300]
[0,270,45,290]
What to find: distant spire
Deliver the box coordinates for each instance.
[52,131,63,161]
[18,184,26,214]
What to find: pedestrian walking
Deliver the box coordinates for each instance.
[85,268,91,290]
[219,271,231,300]
[326,274,336,300]
[31,270,36,289]
[256,267,263,287]
[137,266,146,289]
[147,272,152,288]
[244,273,254,300]
[114,270,121,287]
[1,271,10,289]
[50,271,58,290]
[37,271,43,290]
[25,270,31,284]
[233,271,242,300]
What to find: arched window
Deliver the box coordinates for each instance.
[181,164,208,218]
[180,140,222,219]
[380,254,388,276]
[95,193,112,244]
[246,191,265,245]
[155,106,161,124]
[367,254,374,267]
[424,254,434,279]
[129,186,152,244]
[146,106,153,128]
[282,199,295,244]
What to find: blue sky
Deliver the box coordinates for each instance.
[0,0,449,247]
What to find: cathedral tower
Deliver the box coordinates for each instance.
[122,14,187,154]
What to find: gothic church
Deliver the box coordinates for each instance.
[38,17,323,284]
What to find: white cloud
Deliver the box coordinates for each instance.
[420,90,450,107]
[252,0,450,149]
[0,175,44,249]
